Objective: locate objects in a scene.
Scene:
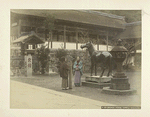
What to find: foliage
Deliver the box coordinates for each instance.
[35,45,50,74]
[97,10,141,23]
[55,48,67,61]
[55,48,67,72]
[70,50,78,63]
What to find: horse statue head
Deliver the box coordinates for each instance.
[80,42,92,49]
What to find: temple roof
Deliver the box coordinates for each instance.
[12,31,45,44]
[11,9,126,29]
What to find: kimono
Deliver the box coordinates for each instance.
[73,60,83,87]
[60,61,69,89]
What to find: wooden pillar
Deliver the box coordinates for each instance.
[51,31,53,48]
[57,31,59,41]
[48,32,50,48]
[68,35,70,42]
[106,31,109,51]
[24,43,27,50]
[76,30,78,50]
[64,26,66,49]
[69,61,72,89]
[97,34,99,50]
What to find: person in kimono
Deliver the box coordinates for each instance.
[60,56,70,90]
[73,56,83,87]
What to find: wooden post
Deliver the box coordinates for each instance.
[24,43,27,50]
[48,32,50,48]
[57,31,59,41]
[106,31,109,51]
[69,61,73,89]
[97,34,99,50]
[64,26,66,49]
[76,29,78,50]
[51,31,53,48]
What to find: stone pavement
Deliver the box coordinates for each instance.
[10,80,115,109]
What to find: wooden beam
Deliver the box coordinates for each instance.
[55,25,107,35]
[64,25,66,49]
[76,29,78,50]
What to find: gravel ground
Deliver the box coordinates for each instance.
[11,71,141,106]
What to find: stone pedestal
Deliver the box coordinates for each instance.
[110,77,130,90]
[82,76,111,88]
[102,72,136,95]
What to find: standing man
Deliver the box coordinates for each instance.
[60,56,70,90]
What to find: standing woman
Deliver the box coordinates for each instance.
[73,57,83,87]
[60,57,69,90]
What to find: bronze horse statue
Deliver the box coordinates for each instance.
[81,42,113,77]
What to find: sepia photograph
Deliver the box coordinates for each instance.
[10,9,142,109]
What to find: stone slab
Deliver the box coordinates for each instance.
[102,87,137,95]
[85,76,112,83]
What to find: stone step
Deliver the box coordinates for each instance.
[82,81,111,89]
[85,76,112,83]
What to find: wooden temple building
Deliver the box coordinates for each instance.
[10,10,126,54]
[10,9,141,70]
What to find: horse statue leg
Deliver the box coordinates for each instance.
[107,57,112,77]
[100,67,105,77]
[91,62,93,76]
[95,63,97,76]
[107,68,111,77]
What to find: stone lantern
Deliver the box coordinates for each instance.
[102,39,136,95]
